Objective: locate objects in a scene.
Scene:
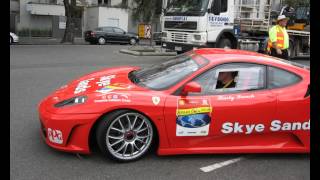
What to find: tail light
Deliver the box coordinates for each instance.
[90,32,95,36]
[304,84,310,98]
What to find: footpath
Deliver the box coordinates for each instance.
[17,37,154,45]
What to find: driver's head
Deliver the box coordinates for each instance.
[218,72,234,82]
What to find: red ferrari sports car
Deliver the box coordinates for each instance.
[38,48,310,162]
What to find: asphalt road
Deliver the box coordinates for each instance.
[10,45,310,180]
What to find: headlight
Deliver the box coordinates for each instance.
[135,35,139,39]
[54,95,87,108]
[194,35,201,40]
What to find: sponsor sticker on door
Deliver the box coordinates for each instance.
[176,98,212,136]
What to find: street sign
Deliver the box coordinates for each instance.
[138,24,152,39]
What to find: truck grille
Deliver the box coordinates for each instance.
[171,32,188,43]
[165,21,197,30]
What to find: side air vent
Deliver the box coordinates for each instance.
[304,84,310,98]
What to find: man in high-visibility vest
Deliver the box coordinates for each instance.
[267,15,290,60]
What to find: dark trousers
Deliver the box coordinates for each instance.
[270,48,289,60]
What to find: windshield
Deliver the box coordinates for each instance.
[129,53,209,90]
[165,0,210,16]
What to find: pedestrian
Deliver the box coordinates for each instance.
[267,15,290,60]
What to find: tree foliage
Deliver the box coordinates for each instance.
[61,0,84,43]
[131,0,163,23]
[283,0,310,7]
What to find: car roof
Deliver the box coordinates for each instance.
[193,48,309,73]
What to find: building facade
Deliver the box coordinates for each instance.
[9,0,156,38]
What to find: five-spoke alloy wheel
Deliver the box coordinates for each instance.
[96,110,154,162]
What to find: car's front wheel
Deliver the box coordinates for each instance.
[96,110,154,162]
[129,38,137,45]
[98,37,106,45]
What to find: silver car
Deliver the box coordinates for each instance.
[10,32,19,44]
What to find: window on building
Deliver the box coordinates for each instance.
[49,0,57,4]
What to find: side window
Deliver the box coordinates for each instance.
[191,63,266,95]
[103,27,113,32]
[221,0,228,12]
[113,28,124,34]
[268,66,301,88]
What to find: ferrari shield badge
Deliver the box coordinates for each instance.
[152,96,160,105]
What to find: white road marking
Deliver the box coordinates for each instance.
[200,157,244,173]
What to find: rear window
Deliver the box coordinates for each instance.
[95,27,103,31]
[268,66,302,88]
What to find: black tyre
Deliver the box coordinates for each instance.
[98,37,106,45]
[217,38,232,49]
[129,38,137,45]
[10,36,13,45]
[96,110,154,162]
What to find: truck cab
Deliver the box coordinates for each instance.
[161,0,237,53]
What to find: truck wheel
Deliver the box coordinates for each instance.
[217,38,232,49]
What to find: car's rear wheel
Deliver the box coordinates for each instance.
[129,38,137,45]
[98,37,106,45]
[96,110,154,162]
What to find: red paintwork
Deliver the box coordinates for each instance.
[38,48,310,156]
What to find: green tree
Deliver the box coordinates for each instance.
[283,0,309,7]
[131,0,163,23]
[61,0,84,44]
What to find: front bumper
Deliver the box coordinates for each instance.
[39,104,101,154]
[162,42,207,52]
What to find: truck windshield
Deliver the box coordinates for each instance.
[129,53,209,90]
[165,0,210,16]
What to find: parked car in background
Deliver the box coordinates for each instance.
[85,27,139,45]
[10,32,19,45]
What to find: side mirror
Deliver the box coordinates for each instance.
[211,0,221,15]
[181,82,201,96]
[123,31,126,34]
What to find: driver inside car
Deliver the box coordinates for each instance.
[216,71,238,89]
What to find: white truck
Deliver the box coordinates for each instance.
[160,0,310,59]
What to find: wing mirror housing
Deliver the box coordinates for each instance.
[181,82,201,95]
